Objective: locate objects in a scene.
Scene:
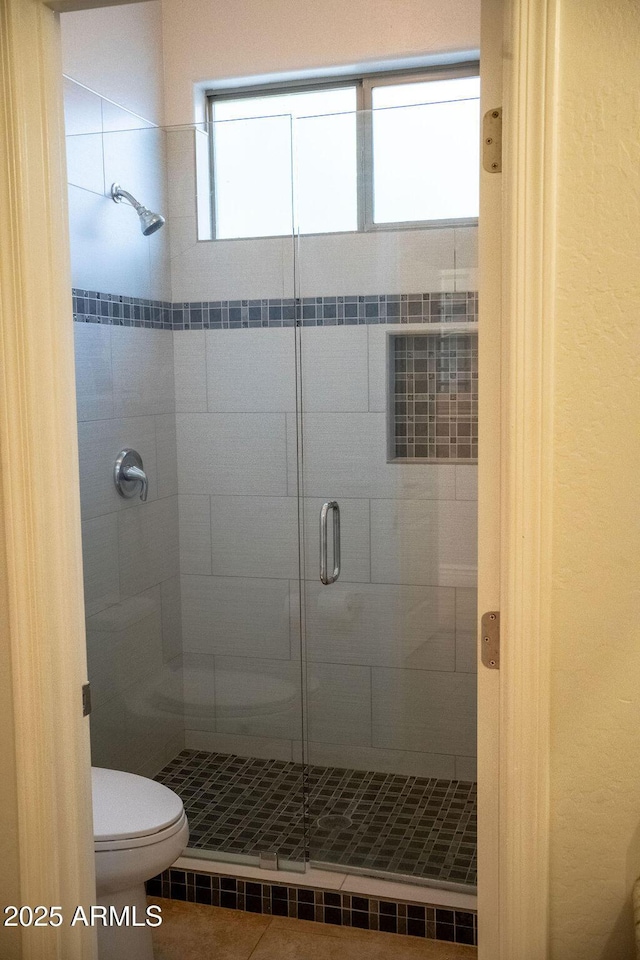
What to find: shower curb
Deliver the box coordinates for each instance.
[146,867,477,947]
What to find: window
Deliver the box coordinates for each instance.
[207,66,479,240]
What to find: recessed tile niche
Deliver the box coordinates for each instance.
[390,331,478,462]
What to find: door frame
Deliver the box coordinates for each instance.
[1,0,559,956]
[478,0,558,956]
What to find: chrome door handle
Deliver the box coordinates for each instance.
[320,501,340,585]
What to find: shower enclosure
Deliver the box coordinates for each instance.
[67,71,478,893]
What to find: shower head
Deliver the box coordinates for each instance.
[110,183,165,236]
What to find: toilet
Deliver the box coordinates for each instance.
[92,767,189,960]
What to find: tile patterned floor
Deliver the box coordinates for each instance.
[156,751,477,887]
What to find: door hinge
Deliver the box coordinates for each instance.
[482,108,502,173]
[481,611,500,669]
[82,682,92,717]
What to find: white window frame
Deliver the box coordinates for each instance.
[205,62,480,241]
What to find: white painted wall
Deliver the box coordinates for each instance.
[61,0,165,125]
[161,0,480,126]
[548,0,640,956]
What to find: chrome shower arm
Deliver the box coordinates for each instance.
[111,183,142,210]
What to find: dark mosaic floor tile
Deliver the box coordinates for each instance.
[155,750,477,885]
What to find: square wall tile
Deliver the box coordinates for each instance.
[301,326,369,412]
[206,329,296,413]
[455,588,477,674]
[181,575,291,660]
[178,496,212,575]
[118,497,179,598]
[307,662,372,747]
[74,322,113,422]
[209,496,298,579]
[303,581,455,671]
[174,330,207,412]
[370,499,478,587]
[81,514,119,617]
[372,668,477,756]
[77,416,158,520]
[293,413,456,499]
[176,413,287,496]
[112,327,174,418]
[160,575,183,663]
[156,413,178,498]
[214,656,302,741]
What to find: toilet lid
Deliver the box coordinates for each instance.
[92,767,184,842]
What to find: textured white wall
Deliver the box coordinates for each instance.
[548,1,640,956]
[161,0,480,125]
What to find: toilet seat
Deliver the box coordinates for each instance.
[92,767,185,849]
[94,808,188,852]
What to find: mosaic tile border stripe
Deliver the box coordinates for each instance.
[72,290,173,329]
[72,289,478,330]
[146,869,477,947]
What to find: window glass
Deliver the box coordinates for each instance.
[212,87,357,239]
[371,76,480,223]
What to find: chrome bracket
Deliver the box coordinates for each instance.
[259,852,279,870]
[482,108,502,173]
[481,611,500,669]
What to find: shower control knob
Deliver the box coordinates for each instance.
[114,448,149,501]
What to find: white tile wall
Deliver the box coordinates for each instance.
[214,656,301,741]
[156,413,179,498]
[111,328,175,418]
[455,465,478,501]
[86,585,163,709]
[68,185,153,300]
[307,662,372,746]
[174,330,207,412]
[370,498,478,588]
[77,415,158,520]
[178,495,212,575]
[303,581,456,671]
[455,588,478,674]
[206,329,296,413]
[81,514,120,617]
[184,729,295,763]
[181,575,291,659]
[74,323,113,421]
[209,496,298,579]
[161,576,183,663]
[64,77,169,302]
[166,127,197,220]
[292,412,457,499]
[301,326,369,412]
[176,413,288,496]
[118,497,180,598]
[300,742,457,780]
[372,668,477,756]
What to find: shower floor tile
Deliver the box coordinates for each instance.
[155,751,477,887]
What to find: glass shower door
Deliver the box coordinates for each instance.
[154,118,309,870]
[294,102,479,887]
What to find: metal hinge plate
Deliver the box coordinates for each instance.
[481,611,500,669]
[82,682,92,717]
[482,108,502,172]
